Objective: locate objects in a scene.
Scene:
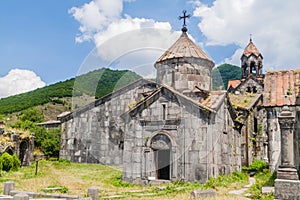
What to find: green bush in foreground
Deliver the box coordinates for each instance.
[0,152,21,172]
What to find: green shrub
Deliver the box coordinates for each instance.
[39,128,61,158]
[204,171,248,189]
[11,153,21,171]
[110,174,134,187]
[0,152,20,172]
[28,125,60,158]
[0,153,13,171]
[247,169,276,199]
[242,160,268,174]
[58,159,71,164]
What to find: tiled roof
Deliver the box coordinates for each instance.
[242,40,262,58]
[155,32,214,64]
[227,80,241,89]
[263,69,300,106]
[201,91,227,110]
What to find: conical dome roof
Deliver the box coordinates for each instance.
[155,32,214,64]
[242,39,263,58]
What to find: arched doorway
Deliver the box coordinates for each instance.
[150,134,171,180]
[19,141,28,166]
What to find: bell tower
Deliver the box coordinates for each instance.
[241,37,263,79]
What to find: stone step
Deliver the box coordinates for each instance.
[148,179,170,185]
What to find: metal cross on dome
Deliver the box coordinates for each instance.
[179,10,190,28]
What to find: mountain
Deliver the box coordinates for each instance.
[0,68,141,115]
[212,63,242,90]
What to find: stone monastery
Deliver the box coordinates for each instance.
[58,21,300,184]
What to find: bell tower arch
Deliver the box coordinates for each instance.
[241,37,263,79]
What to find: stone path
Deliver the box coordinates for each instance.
[228,177,256,198]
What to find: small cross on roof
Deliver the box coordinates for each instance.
[179,10,190,32]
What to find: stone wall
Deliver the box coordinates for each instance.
[266,107,281,172]
[236,78,263,95]
[206,100,241,179]
[155,57,213,93]
[295,111,300,171]
[266,106,300,172]
[240,104,266,167]
[60,80,156,165]
[275,177,300,199]
[122,91,241,184]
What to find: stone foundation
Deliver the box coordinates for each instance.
[275,179,300,200]
[277,167,299,180]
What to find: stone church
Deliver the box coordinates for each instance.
[58,22,300,183]
[59,24,242,184]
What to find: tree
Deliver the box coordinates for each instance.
[212,64,242,90]
[20,108,44,123]
[41,128,61,157]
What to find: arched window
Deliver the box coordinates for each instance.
[253,86,257,93]
[246,86,251,93]
[250,62,256,75]
[243,64,248,77]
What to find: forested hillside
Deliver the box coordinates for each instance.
[0,68,141,114]
[212,64,242,90]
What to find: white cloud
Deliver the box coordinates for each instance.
[69,0,179,78]
[224,48,243,66]
[0,69,45,99]
[193,0,300,70]
[69,0,123,43]
[93,18,177,61]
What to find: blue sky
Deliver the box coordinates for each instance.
[0,0,93,83]
[1,0,300,98]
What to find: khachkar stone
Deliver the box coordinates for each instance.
[277,106,299,180]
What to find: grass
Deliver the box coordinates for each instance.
[0,160,251,199]
[246,169,275,200]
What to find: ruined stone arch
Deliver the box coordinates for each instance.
[3,146,14,155]
[19,140,29,165]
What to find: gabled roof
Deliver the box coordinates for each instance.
[227,80,241,90]
[234,75,263,92]
[155,32,214,64]
[121,84,221,123]
[58,78,157,122]
[263,69,300,107]
[201,90,227,111]
[242,39,263,58]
